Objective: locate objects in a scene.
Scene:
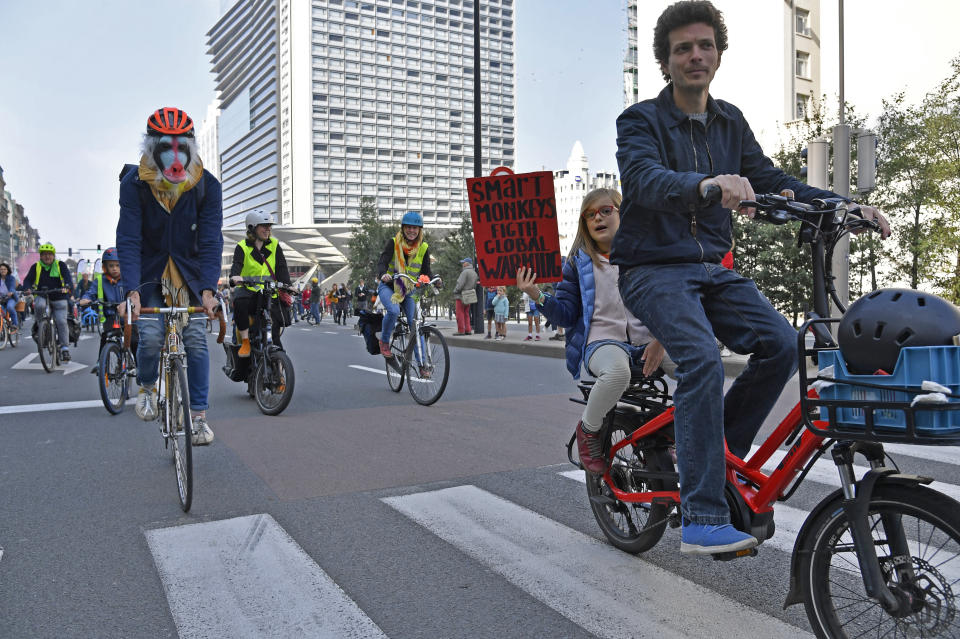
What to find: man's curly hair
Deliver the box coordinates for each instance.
[653,1,729,83]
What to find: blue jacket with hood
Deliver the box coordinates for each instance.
[537,249,601,379]
[116,166,223,302]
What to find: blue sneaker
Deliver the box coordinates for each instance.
[680,521,758,555]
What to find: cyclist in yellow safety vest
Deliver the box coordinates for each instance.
[229,210,292,356]
[374,211,440,364]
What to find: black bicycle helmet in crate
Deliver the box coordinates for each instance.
[838,288,960,374]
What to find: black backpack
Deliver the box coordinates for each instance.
[357,309,384,355]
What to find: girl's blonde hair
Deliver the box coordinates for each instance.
[568,188,622,266]
[496,286,507,294]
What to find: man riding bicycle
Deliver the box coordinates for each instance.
[79,247,138,373]
[229,210,292,354]
[612,0,889,556]
[375,211,437,367]
[117,107,223,446]
[22,243,75,362]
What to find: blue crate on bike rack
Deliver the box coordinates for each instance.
[817,346,960,434]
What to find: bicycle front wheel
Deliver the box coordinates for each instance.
[37,321,56,372]
[407,326,450,406]
[98,342,126,415]
[0,319,7,350]
[386,330,406,392]
[798,482,960,638]
[168,358,193,512]
[254,350,295,416]
[7,323,18,348]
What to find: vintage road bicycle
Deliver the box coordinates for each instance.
[381,273,450,406]
[568,189,960,638]
[129,295,226,512]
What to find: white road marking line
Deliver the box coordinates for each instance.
[145,514,387,639]
[349,364,432,383]
[384,485,809,639]
[0,398,136,415]
[11,352,87,375]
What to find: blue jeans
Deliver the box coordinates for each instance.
[310,303,321,323]
[378,282,416,345]
[619,263,797,525]
[136,289,211,411]
[3,297,18,327]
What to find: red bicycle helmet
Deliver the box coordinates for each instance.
[147,107,195,137]
[838,288,960,374]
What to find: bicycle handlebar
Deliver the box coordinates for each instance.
[393,273,443,289]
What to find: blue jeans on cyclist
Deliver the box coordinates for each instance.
[378,281,416,345]
[34,297,69,350]
[136,288,210,411]
[619,263,797,527]
[3,297,18,327]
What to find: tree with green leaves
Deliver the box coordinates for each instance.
[346,196,394,285]
[431,216,476,310]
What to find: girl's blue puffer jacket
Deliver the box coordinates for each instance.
[537,250,598,379]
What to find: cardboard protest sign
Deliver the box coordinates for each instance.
[466,167,562,287]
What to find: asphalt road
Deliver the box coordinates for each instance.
[1,316,958,638]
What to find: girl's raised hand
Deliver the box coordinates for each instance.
[516,266,540,298]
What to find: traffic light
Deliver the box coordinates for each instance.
[68,248,72,257]
[97,244,102,253]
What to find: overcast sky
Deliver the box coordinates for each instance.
[1,0,958,266]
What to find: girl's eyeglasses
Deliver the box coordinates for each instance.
[584,205,618,221]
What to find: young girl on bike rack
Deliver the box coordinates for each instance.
[517,188,669,474]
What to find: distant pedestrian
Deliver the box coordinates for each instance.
[453,257,478,335]
[521,291,542,341]
[492,286,509,341]
[483,286,496,339]
[309,278,322,324]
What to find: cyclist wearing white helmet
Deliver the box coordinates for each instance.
[22,242,75,361]
[229,210,292,354]
[374,211,437,358]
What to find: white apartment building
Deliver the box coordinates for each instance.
[553,141,618,258]
[208,0,516,269]
[196,100,222,181]
[625,0,822,151]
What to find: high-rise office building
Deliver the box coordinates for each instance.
[208,0,516,270]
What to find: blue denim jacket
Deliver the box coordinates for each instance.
[611,86,842,267]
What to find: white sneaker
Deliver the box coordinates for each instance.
[191,415,214,446]
[135,385,158,421]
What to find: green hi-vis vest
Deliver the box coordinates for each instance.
[239,238,279,296]
[392,241,429,278]
[94,273,106,323]
[33,262,66,288]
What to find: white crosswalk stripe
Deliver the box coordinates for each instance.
[145,514,387,639]
[383,485,811,639]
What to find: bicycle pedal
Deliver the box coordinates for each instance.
[711,547,758,561]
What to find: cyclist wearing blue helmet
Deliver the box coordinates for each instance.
[80,247,138,372]
[374,211,436,358]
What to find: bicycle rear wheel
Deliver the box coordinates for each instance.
[586,424,675,554]
[254,350,295,415]
[98,342,126,415]
[407,326,450,406]
[7,321,18,348]
[798,482,960,638]
[386,330,406,392]
[168,358,193,512]
[37,321,56,372]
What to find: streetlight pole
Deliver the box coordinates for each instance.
[832,0,851,312]
[470,3,485,334]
